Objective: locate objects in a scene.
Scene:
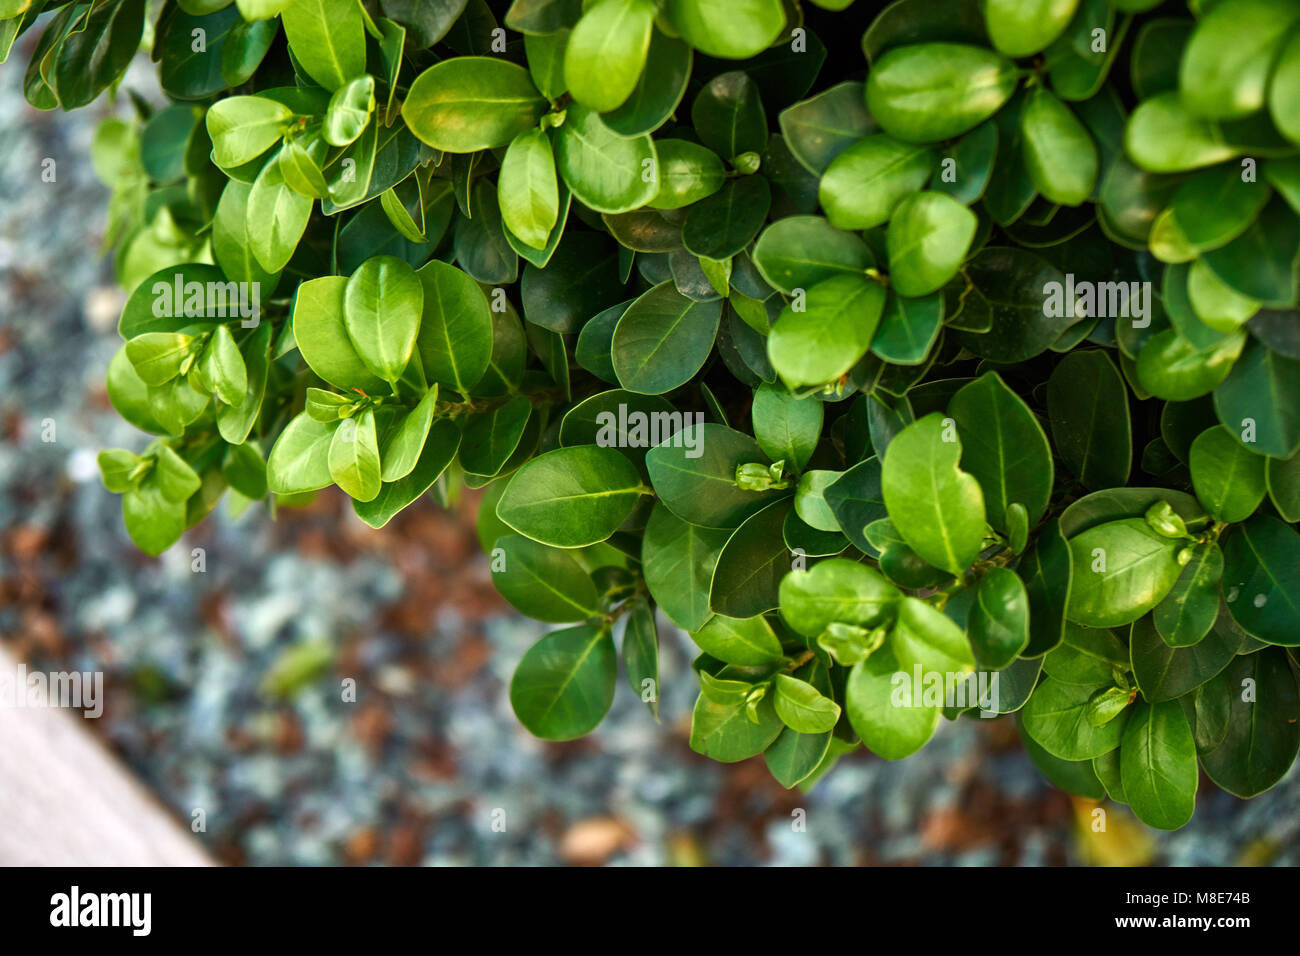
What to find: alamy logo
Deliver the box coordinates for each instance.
[50,886,151,936]
[1043,274,1152,328]
[152,273,260,327]
[595,406,706,458]
[891,666,1000,718]
[0,665,102,718]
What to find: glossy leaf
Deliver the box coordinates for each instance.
[881,414,986,576]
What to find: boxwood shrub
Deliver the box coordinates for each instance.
[5,0,1300,829]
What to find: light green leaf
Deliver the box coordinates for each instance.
[510,623,616,740]
[880,413,986,575]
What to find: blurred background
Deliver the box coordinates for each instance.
[1,44,1297,868]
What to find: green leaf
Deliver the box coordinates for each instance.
[490,534,599,622]
[1203,198,1300,308]
[1170,165,1273,255]
[778,557,899,638]
[563,0,655,113]
[690,70,767,162]
[98,449,143,494]
[818,134,935,231]
[455,179,519,285]
[51,0,145,109]
[217,322,272,445]
[948,371,1052,532]
[510,623,616,740]
[1046,350,1131,491]
[1187,259,1260,334]
[846,642,939,760]
[1213,338,1300,459]
[751,383,822,473]
[647,139,725,210]
[554,104,658,213]
[866,42,1018,144]
[1130,612,1240,702]
[1043,623,1128,684]
[691,613,783,666]
[200,324,248,406]
[459,394,533,478]
[641,502,730,630]
[892,594,975,678]
[682,175,771,260]
[872,292,943,366]
[153,444,202,503]
[280,138,331,200]
[604,28,692,136]
[1271,27,1300,145]
[773,674,840,733]
[1124,92,1236,173]
[497,445,644,548]
[790,470,838,533]
[767,274,886,389]
[414,260,493,395]
[521,231,624,333]
[969,566,1030,670]
[1044,0,1123,101]
[1092,747,1127,803]
[557,389,674,473]
[779,81,874,177]
[267,412,337,494]
[984,0,1079,58]
[379,0,466,47]
[328,407,382,501]
[1221,515,1300,646]
[662,0,784,60]
[1016,712,1105,798]
[222,17,279,88]
[247,150,312,273]
[1154,541,1223,648]
[645,423,785,529]
[353,418,461,528]
[1020,86,1097,206]
[126,332,195,386]
[323,74,375,147]
[403,57,547,152]
[1198,649,1300,797]
[1267,452,1300,522]
[1137,328,1245,402]
[122,477,187,556]
[887,191,978,298]
[205,95,292,169]
[379,386,439,482]
[881,413,986,576]
[293,275,388,392]
[499,128,560,251]
[764,726,832,789]
[1189,424,1267,523]
[1022,676,1126,760]
[823,458,888,556]
[1120,699,1198,829]
[708,500,790,617]
[955,247,1082,362]
[611,281,720,395]
[212,183,282,299]
[344,255,423,384]
[752,215,872,296]
[1179,0,1300,121]
[623,599,660,719]
[280,0,366,90]
[689,690,783,762]
[1067,518,1182,628]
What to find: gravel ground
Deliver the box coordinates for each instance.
[0,44,1296,866]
